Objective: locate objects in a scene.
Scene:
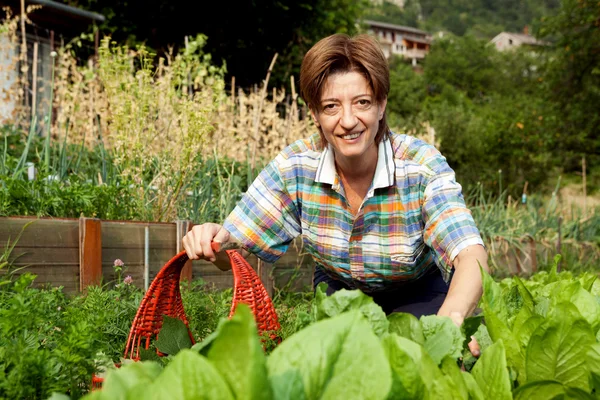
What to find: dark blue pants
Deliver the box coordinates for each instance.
[313,266,450,317]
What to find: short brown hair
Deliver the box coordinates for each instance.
[300,34,390,146]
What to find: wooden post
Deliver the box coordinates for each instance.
[257,259,274,298]
[583,156,587,216]
[557,216,563,272]
[529,237,538,273]
[94,29,99,64]
[79,217,102,292]
[176,220,194,286]
[20,0,28,114]
[31,42,38,119]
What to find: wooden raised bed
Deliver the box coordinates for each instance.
[0,216,314,295]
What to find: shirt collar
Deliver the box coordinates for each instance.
[315,136,395,189]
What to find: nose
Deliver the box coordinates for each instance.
[339,104,358,130]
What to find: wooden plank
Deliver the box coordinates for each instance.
[101,221,177,249]
[0,217,79,249]
[258,259,274,298]
[2,265,79,293]
[7,247,79,265]
[79,217,102,292]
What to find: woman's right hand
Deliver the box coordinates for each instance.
[182,223,231,265]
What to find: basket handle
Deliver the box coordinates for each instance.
[211,241,242,252]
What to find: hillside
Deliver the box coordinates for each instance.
[365,0,561,38]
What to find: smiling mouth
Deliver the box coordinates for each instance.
[340,131,362,140]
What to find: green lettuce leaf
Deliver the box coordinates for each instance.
[151,349,234,400]
[420,315,464,365]
[93,361,162,400]
[586,343,600,393]
[513,380,566,400]
[205,304,272,400]
[381,334,427,400]
[525,302,595,390]
[268,310,391,400]
[312,283,389,337]
[388,312,425,344]
[471,340,512,400]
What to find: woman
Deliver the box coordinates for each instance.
[183,33,489,330]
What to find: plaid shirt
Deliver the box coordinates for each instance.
[223,132,483,292]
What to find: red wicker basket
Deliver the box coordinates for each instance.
[91,243,280,389]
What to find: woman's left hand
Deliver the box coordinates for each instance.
[449,311,480,358]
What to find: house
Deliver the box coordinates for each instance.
[369,0,405,8]
[363,19,432,66]
[0,0,104,124]
[490,27,547,52]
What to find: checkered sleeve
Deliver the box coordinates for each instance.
[223,155,301,263]
[421,156,484,281]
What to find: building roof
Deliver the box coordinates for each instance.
[363,19,430,37]
[0,0,104,35]
[491,32,546,46]
[29,0,105,22]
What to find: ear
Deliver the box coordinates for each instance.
[309,107,320,127]
[378,98,388,121]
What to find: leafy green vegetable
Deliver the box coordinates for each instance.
[382,334,427,400]
[525,303,595,390]
[471,340,512,400]
[268,310,391,400]
[204,304,272,400]
[312,283,389,337]
[420,315,464,365]
[387,312,425,344]
[151,350,234,400]
[513,380,568,400]
[96,361,162,400]
[154,316,193,356]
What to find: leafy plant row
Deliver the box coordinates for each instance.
[57,256,600,400]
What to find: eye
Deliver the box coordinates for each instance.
[357,99,371,106]
[322,103,339,113]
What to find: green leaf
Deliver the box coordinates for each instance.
[388,312,425,344]
[381,334,427,400]
[587,343,600,393]
[429,375,465,400]
[578,273,596,293]
[481,268,508,322]
[513,314,544,353]
[205,304,272,400]
[513,276,534,313]
[526,303,595,390]
[138,347,162,362]
[567,285,600,334]
[150,350,234,399]
[439,356,469,400]
[98,361,163,400]
[155,315,193,356]
[420,315,464,365]
[513,380,566,400]
[267,311,391,400]
[481,301,525,382]
[313,286,389,337]
[47,394,72,400]
[461,371,485,400]
[471,340,512,400]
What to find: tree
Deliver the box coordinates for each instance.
[64,0,367,88]
[537,0,600,171]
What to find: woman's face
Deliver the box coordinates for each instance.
[311,71,386,164]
